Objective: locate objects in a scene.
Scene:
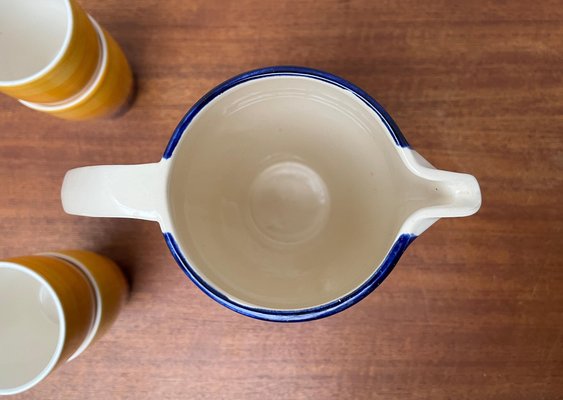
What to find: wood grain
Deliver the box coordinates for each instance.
[1,0,562,398]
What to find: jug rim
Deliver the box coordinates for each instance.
[163,66,410,160]
[165,232,415,322]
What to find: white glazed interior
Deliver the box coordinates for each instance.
[0,0,71,84]
[166,76,450,310]
[20,16,106,111]
[0,263,65,395]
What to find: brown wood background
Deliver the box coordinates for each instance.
[2,0,562,398]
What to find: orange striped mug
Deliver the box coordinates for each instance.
[20,17,134,121]
[0,0,133,120]
[0,0,100,103]
[0,250,127,395]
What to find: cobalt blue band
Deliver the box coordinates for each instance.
[163,65,409,160]
[164,232,416,322]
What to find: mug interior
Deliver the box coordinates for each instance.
[19,16,106,111]
[0,263,64,395]
[0,0,70,84]
[167,74,432,311]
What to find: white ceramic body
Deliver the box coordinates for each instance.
[61,67,481,321]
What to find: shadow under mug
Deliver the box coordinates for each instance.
[61,66,481,322]
[0,251,127,395]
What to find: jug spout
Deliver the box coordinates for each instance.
[427,169,481,215]
[401,150,482,235]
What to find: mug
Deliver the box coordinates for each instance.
[0,251,127,395]
[41,250,128,357]
[20,17,134,121]
[0,0,100,103]
[61,66,482,322]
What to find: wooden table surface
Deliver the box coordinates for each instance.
[2,0,562,398]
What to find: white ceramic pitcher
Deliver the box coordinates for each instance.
[62,66,481,322]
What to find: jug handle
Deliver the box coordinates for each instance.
[61,161,169,226]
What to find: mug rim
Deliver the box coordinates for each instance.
[0,0,74,87]
[41,252,103,362]
[162,66,416,322]
[0,261,66,395]
[19,15,106,111]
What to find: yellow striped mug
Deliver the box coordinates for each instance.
[0,0,100,103]
[0,250,127,395]
[20,17,134,121]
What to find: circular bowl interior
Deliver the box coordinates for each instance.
[166,72,413,313]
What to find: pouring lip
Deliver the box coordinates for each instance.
[163,65,411,161]
[162,66,416,322]
[164,232,416,322]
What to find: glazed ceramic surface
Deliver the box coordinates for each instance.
[43,250,128,360]
[62,67,481,321]
[0,0,100,103]
[0,256,95,395]
[20,17,133,120]
[0,251,127,395]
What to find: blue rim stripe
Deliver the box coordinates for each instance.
[163,66,409,160]
[164,232,416,322]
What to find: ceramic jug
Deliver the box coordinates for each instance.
[62,66,481,321]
